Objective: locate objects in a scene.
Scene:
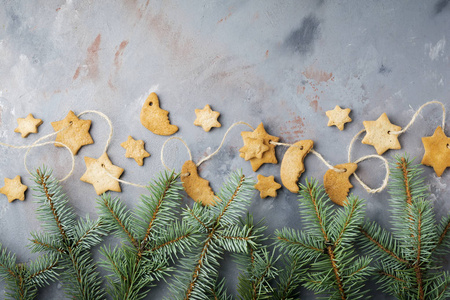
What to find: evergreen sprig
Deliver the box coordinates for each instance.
[97,170,200,300]
[29,167,107,300]
[234,214,279,300]
[359,155,450,299]
[0,243,59,300]
[275,179,372,300]
[168,170,257,299]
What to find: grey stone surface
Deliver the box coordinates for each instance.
[0,0,449,298]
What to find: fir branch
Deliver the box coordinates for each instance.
[0,243,59,300]
[31,167,106,300]
[276,180,371,299]
[98,193,139,248]
[98,170,198,300]
[360,155,450,299]
[169,171,257,299]
[272,255,305,300]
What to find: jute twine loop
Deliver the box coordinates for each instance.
[160,122,254,174]
[346,129,389,193]
[0,125,75,182]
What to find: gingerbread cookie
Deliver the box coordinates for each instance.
[280,140,314,193]
[323,163,357,206]
[120,136,150,166]
[181,160,218,206]
[194,104,221,132]
[254,174,281,198]
[421,126,450,177]
[239,137,269,161]
[51,111,94,155]
[362,113,401,155]
[240,123,279,171]
[0,175,27,202]
[14,114,43,138]
[80,152,124,195]
[140,92,178,136]
[326,106,352,131]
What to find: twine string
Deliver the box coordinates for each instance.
[352,154,390,194]
[160,122,254,172]
[347,129,366,164]
[160,136,193,172]
[77,110,113,153]
[0,125,75,182]
[196,121,254,167]
[389,100,446,135]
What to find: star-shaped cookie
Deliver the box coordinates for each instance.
[362,113,402,155]
[194,104,221,132]
[240,123,279,171]
[51,111,94,155]
[326,106,352,131]
[0,175,27,202]
[239,137,269,161]
[421,126,450,177]
[80,152,124,195]
[14,114,43,138]
[254,175,281,198]
[120,136,150,166]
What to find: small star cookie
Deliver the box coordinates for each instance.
[194,104,221,132]
[254,175,281,198]
[51,111,94,155]
[239,137,269,161]
[421,126,450,177]
[362,113,401,155]
[0,175,27,202]
[326,106,352,131]
[80,152,124,195]
[120,136,150,166]
[14,114,43,138]
[240,123,279,171]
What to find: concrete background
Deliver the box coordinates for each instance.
[0,0,450,298]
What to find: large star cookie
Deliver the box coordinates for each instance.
[14,114,43,138]
[326,106,352,131]
[120,136,150,166]
[254,175,281,198]
[194,104,221,132]
[421,126,450,177]
[80,152,124,195]
[240,123,279,171]
[51,111,94,155]
[362,113,401,155]
[0,175,27,202]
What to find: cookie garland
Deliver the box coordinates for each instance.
[352,101,449,177]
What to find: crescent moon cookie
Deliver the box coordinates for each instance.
[140,92,178,136]
[14,113,43,138]
[362,113,401,155]
[325,106,352,131]
[240,123,279,171]
[421,126,450,177]
[51,111,94,155]
[280,140,314,193]
[323,163,357,206]
[181,160,218,206]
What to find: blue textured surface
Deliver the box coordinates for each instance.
[0,1,449,298]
